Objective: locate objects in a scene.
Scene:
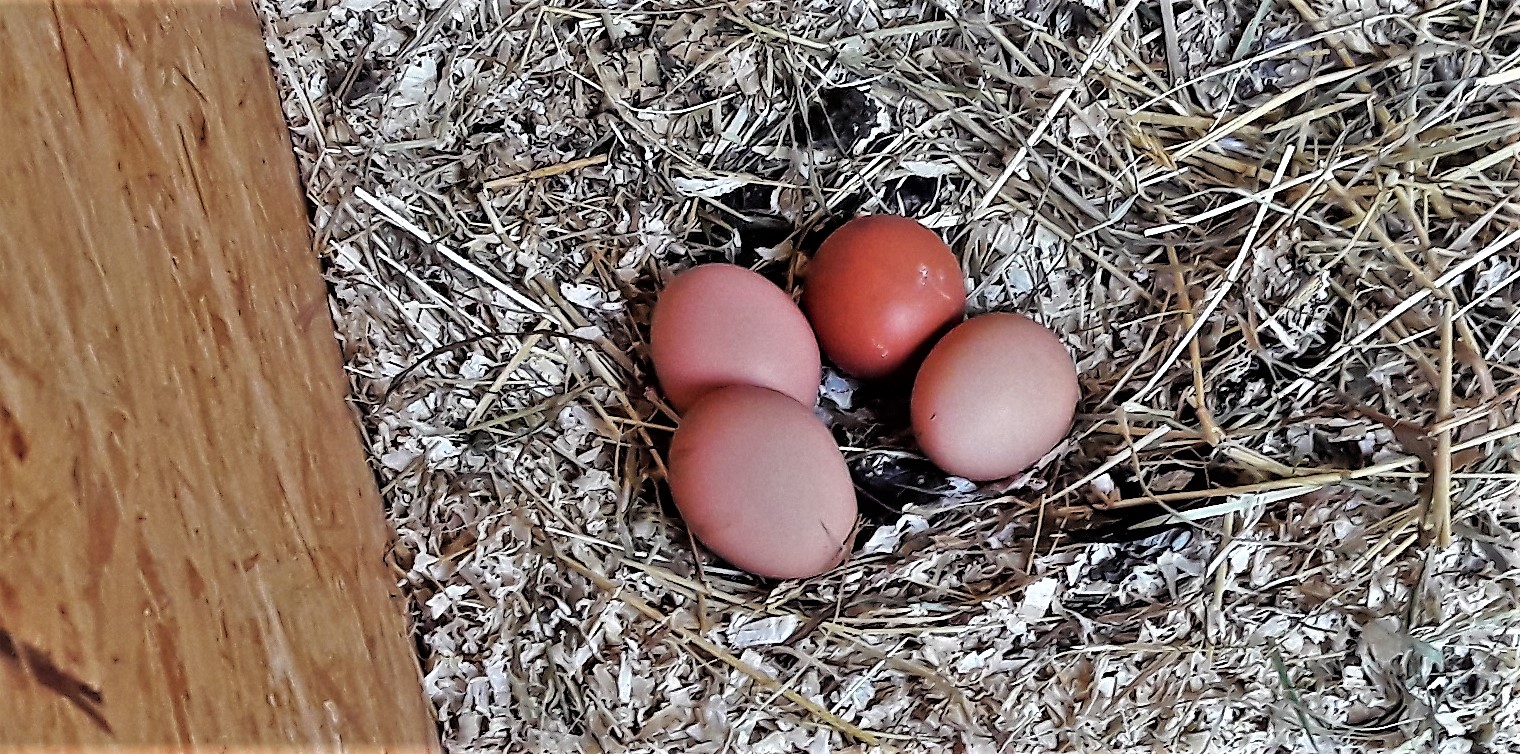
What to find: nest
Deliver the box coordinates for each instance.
[257,1,1520,751]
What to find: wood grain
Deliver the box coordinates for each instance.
[0,1,441,749]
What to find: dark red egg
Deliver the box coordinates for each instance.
[801,215,966,380]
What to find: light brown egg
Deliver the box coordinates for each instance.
[666,385,857,579]
[801,215,966,380]
[650,264,821,411]
[911,313,1078,481]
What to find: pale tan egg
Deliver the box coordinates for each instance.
[650,264,821,411]
[911,313,1078,481]
[666,385,857,579]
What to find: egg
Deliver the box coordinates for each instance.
[666,385,857,579]
[801,215,966,380]
[650,263,821,411]
[911,313,1079,481]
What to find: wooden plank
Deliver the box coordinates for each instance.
[0,1,441,749]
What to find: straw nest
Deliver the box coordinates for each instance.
[258,1,1520,751]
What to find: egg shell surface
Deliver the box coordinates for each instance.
[911,313,1079,481]
[801,215,966,380]
[650,263,821,411]
[667,385,857,579]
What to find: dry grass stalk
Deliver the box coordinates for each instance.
[255,0,1520,751]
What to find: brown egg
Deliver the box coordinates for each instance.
[667,385,857,579]
[911,313,1078,481]
[650,263,821,411]
[801,215,966,380]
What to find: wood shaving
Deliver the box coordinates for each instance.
[257,1,1520,751]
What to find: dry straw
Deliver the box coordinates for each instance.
[259,1,1520,751]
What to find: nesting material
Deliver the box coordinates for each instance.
[256,1,1520,752]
